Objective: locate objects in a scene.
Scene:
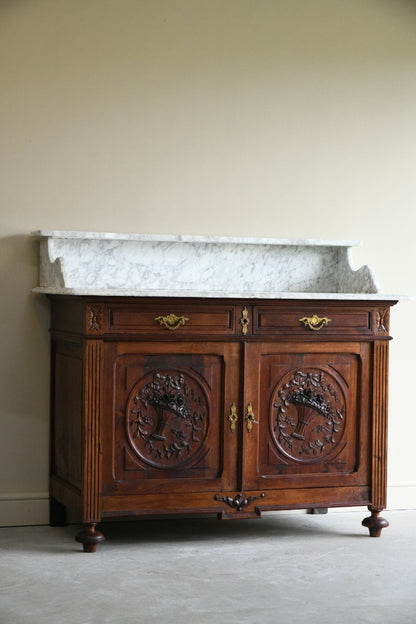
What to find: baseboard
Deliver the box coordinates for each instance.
[0,492,49,527]
[387,483,416,510]
[1,484,415,527]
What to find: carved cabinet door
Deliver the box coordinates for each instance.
[241,342,371,493]
[102,341,241,497]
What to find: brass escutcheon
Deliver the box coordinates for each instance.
[245,402,258,433]
[228,403,238,433]
[154,313,190,330]
[240,307,250,335]
[299,314,331,331]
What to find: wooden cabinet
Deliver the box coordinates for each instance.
[49,297,396,551]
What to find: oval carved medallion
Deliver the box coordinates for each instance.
[271,369,346,463]
[127,370,208,469]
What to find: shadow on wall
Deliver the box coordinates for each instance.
[0,235,50,424]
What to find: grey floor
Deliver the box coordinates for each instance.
[1,509,415,624]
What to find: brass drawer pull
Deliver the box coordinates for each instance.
[245,402,258,433]
[154,313,190,330]
[299,314,331,331]
[228,403,238,433]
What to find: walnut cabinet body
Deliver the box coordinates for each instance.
[48,296,396,552]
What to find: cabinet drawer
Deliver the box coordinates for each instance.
[253,306,372,336]
[107,303,236,336]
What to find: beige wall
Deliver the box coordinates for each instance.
[1,0,416,525]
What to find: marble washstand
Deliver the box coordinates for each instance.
[32,229,404,551]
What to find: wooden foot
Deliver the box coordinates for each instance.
[49,497,67,527]
[75,523,105,553]
[362,506,389,537]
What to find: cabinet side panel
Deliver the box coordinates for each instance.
[52,343,82,489]
[82,340,103,523]
[372,341,389,509]
[51,297,84,334]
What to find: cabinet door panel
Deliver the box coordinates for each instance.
[102,342,240,496]
[242,343,370,491]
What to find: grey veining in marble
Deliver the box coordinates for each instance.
[31,230,399,300]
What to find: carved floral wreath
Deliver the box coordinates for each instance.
[273,370,344,459]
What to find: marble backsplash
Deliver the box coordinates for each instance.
[31,230,398,300]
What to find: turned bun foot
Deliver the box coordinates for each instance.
[362,507,389,537]
[75,523,105,553]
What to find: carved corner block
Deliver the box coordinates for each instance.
[86,304,104,334]
[373,308,390,335]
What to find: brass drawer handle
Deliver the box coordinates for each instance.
[154,313,190,330]
[245,402,258,433]
[299,314,331,331]
[228,403,238,433]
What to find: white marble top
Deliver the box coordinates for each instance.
[31,230,402,300]
[32,230,360,247]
